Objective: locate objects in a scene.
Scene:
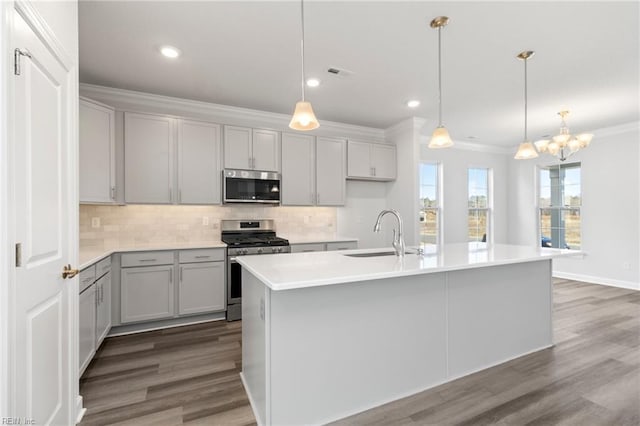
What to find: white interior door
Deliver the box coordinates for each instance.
[13,9,75,425]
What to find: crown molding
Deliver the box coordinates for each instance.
[79,83,386,142]
[591,121,639,138]
[417,135,512,155]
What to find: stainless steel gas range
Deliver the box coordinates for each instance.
[221,219,290,321]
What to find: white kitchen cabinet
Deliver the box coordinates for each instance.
[178,262,225,315]
[124,112,174,203]
[281,133,315,206]
[79,97,116,204]
[316,137,346,205]
[178,120,222,204]
[79,283,96,375]
[121,265,175,323]
[223,125,280,172]
[347,141,396,181]
[95,271,111,348]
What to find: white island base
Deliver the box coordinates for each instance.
[241,258,553,425]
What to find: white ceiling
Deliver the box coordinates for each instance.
[79,1,639,147]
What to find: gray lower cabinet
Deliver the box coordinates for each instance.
[290,241,358,253]
[178,262,225,315]
[95,271,112,347]
[78,282,96,375]
[121,265,175,323]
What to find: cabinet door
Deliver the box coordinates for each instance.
[179,262,225,315]
[290,243,326,253]
[281,133,315,206]
[79,284,96,375]
[223,125,252,169]
[371,144,397,180]
[121,265,174,323]
[178,120,221,204]
[252,129,280,172]
[316,137,346,205]
[95,272,111,348]
[347,141,373,178]
[124,112,174,203]
[326,241,358,251]
[79,98,115,203]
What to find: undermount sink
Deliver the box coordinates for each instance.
[343,250,414,258]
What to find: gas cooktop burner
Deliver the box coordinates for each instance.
[222,235,289,247]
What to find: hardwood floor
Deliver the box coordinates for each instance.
[80,279,639,425]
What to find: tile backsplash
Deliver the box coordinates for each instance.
[80,204,337,250]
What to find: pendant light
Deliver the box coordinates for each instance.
[289,0,319,131]
[428,16,453,149]
[514,51,539,159]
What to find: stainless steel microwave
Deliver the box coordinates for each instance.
[223,169,280,204]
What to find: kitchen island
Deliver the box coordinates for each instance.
[238,243,578,426]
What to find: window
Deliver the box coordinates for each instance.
[419,163,440,245]
[468,168,491,242]
[539,163,581,250]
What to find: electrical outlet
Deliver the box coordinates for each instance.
[202,216,209,226]
[622,262,631,270]
[91,217,100,228]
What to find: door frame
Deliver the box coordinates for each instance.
[0,0,80,421]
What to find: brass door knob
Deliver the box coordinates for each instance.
[62,264,79,279]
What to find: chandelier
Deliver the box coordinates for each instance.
[533,111,593,161]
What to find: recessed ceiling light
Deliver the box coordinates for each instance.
[306,78,320,87]
[407,100,420,108]
[160,45,181,59]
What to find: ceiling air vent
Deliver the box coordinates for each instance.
[327,67,354,78]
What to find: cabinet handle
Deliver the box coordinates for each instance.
[180,267,183,282]
[100,283,104,303]
[139,258,157,262]
[194,255,210,259]
[373,167,376,176]
[317,192,320,204]
[310,192,314,204]
[110,186,116,200]
[179,189,182,203]
[252,157,256,169]
[169,271,173,284]
[169,187,172,202]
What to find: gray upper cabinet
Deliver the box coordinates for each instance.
[177,120,222,204]
[223,125,280,172]
[281,132,315,206]
[79,97,116,204]
[124,112,221,205]
[347,140,396,181]
[316,137,346,205]
[124,112,174,203]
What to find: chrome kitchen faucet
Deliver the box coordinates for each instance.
[373,209,406,257]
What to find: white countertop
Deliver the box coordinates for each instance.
[79,241,226,270]
[237,243,581,291]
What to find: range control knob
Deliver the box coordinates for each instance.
[257,248,263,254]
[241,249,249,255]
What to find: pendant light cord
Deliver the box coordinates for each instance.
[524,57,528,141]
[437,26,443,126]
[300,0,306,102]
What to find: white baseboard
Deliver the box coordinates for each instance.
[75,395,86,424]
[553,271,639,291]
[240,372,264,426]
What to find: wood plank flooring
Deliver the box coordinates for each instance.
[80,279,639,425]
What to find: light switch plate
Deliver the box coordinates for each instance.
[91,217,100,228]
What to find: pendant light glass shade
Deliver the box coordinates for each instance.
[428,16,453,149]
[289,0,319,131]
[289,101,319,130]
[428,125,453,148]
[514,141,538,159]
[514,50,538,159]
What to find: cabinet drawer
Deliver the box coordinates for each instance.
[179,248,224,263]
[326,241,358,251]
[121,251,174,267]
[290,243,326,253]
[96,256,111,277]
[79,265,96,293]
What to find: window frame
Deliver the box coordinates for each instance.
[537,162,581,250]
[419,162,442,246]
[467,167,493,243]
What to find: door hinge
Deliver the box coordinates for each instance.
[14,48,32,76]
[15,243,22,267]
